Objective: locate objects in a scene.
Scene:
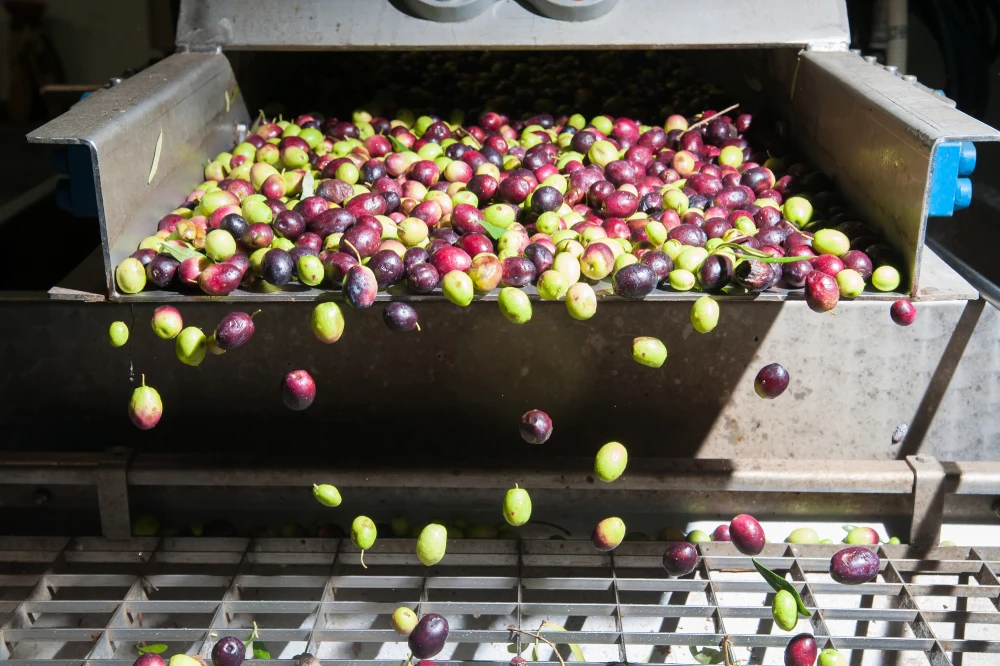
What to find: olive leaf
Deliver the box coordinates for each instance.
[252,644,270,660]
[842,525,857,533]
[148,129,163,184]
[477,217,508,241]
[135,642,168,655]
[538,622,585,662]
[751,557,811,617]
[388,135,410,153]
[689,646,724,665]
[301,171,316,199]
[159,241,207,264]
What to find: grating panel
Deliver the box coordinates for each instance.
[0,539,998,664]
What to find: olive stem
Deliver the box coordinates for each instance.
[415,322,422,332]
[360,549,367,569]
[687,103,740,132]
[141,374,146,387]
[343,239,362,263]
[505,625,567,666]
[251,309,262,319]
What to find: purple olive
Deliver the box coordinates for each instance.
[841,250,874,280]
[830,546,880,585]
[612,263,657,300]
[523,243,554,275]
[734,258,772,292]
[407,263,440,294]
[782,259,813,288]
[131,248,157,267]
[308,208,356,238]
[408,613,449,659]
[146,254,180,287]
[134,655,166,666]
[199,263,243,296]
[519,409,553,445]
[698,254,733,293]
[667,224,707,247]
[783,634,817,666]
[404,247,430,272]
[806,271,839,312]
[211,636,246,666]
[754,363,789,399]
[501,257,537,288]
[274,210,306,239]
[369,249,405,288]
[384,302,419,332]
[215,312,255,350]
[343,265,378,309]
[662,542,698,577]
[729,514,766,555]
[323,251,358,287]
[261,248,294,286]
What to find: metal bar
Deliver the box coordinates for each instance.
[927,238,1000,309]
[95,448,132,540]
[882,557,954,666]
[304,538,340,656]
[790,51,1000,296]
[907,455,951,547]
[608,553,627,663]
[174,0,850,51]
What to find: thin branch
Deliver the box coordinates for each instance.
[506,625,566,666]
[721,634,739,666]
[687,104,740,132]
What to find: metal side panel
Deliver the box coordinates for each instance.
[175,0,850,51]
[26,53,250,298]
[789,51,1000,297]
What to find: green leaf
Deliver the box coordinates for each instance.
[159,241,208,264]
[148,129,163,185]
[388,135,410,153]
[301,170,316,199]
[539,622,585,662]
[136,642,168,655]
[751,557,812,617]
[477,217,508,241]
[842,524,857,533]
[532,641,540,662]
[689,646,724,665]
[253,644,271,660]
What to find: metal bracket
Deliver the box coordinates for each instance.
[96,447,133,540]
[906,455,953,547]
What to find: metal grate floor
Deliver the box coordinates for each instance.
[1,537,999,665]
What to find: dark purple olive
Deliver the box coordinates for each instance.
[806,271,839,312]
[226,253,250,278]
[667,224,707,247]
[316,178,355,204]
[432,227,461,245]
[519,409,553,444]
[211,636,246,666]
[289,246,318,271]
[407,263,440,294]
[134,655,165,666]
[523,243,554,275]
[703,218,732,239]
[131,248,156,266]
[757,225,788,247]
[501,257,537,288]
[783,259,813,288]
[408,613,449,659]
[734,258,772,292]
[220,213,249,240]
[146,254,180,287]
[754,363,789,399]
[323,251,358,287]
[640,250,673,283]
[369,249,405,288]
[404,247,430,272]
[215,312,255,350]
[841,250,874,280]
[384,302,419,332]
[343,265,378,309]
[342,224,381,258]
[784,634,817,666]
[273,210,306,239]
[662,542,698,577]
[531,186,563,214]
[308,208,356,239]
[830,546,880,585]
[712,524,731,541]
[698,254,733,293]
[261,248,294,286]
[612,263,657,300]
[729,514,766,555]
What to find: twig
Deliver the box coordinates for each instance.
[506,625,566,666]
[721,634,738,666]
[687,104,740,132]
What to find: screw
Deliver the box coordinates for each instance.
[902,74,917,84]
[884,65,899,76]
[864,55,878,65]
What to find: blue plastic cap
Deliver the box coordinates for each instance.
[958,142,977,176]
[954,178,972,210]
